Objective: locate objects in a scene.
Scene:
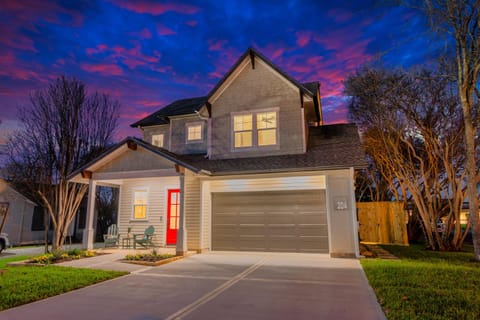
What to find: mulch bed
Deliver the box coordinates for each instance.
[121,255,184,266]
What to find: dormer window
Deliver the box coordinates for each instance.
[152,134,164,147]
[232,109,278,149]
[186,122,203,143]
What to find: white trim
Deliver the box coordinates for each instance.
[185,121,204,144]
[131,187,150,221]
[349,167,360,258]
[300,107,306,153]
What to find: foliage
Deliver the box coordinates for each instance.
[28,249,97,264]
[6,76,119,250]
[345,67,470,251]
[125,250,174,262]
[361,244,480,319]
[406,0,480,259]
[0,261,126,311]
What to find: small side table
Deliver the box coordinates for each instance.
[122,237,132,249]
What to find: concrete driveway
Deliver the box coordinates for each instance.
[0,252,385,320]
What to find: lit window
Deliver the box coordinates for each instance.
[152,134,164,147]
[233,110,278,149]
[133,189,148,220]
[186,123,202,142]
[257,111,277,146]
[233,114,253,148]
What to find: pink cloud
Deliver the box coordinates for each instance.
[135,100,165,107]
[81,63,123,76]
[186,20,198,27]
[114,0,200,15]
[86,44,108,55]
[296,31,312,47]
[208,40,228,51]
[85,44,161,71]
[156,24,176,36]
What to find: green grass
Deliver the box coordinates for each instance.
[0,255,127,311]
[361,244,480,320]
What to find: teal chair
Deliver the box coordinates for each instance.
[133,226,155,249]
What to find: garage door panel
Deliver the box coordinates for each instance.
[212,190,328,253]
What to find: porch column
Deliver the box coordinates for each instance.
[82,179,97,250]
[176,173,187,256]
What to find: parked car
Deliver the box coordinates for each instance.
[0,232,9,253]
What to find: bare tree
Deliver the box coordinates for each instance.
[412,0,480,260]
[345,67,470,250]
[6,76,119,250]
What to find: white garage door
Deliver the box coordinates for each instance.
[212,190,328,253]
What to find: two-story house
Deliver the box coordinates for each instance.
[70,48,366,257]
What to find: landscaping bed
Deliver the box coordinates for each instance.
[361,244,480,320]
[13,248,105,265]
[122,251,183,266]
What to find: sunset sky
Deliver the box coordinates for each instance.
[0,0,442,143]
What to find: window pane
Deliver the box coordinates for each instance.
[134,205,147,219]
[258,129,276,146]
[235,131,252,147]
[152,134,164,147]
[170,214,178,229]
[234,114,252,131]
[257,112,276,129]
[134,190,147,205]
[188,125,202,140]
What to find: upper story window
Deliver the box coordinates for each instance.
[133,189,148,220]
[232,109,278,149]
[186,122,203,143]
[152,134,164,147]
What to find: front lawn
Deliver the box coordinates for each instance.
[0,255,127,311]
[361,244,480,320]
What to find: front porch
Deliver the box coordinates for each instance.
[68,138,203,256]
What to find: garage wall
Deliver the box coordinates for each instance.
[184,170,201,250]
[326,168,359,257]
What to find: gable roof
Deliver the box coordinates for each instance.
[131,48,322,128]
[205,47,315,102]
[68,136,203,182]
[131,96,207,128]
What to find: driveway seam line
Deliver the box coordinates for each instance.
[165,258,266,320]
[133,273,231,281]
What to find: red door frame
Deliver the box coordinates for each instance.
[166,189,180,245]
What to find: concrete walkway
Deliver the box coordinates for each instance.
[0,251,386,320]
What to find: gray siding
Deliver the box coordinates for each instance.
[142,125,170,149]
[210,58,305,160]
[96,147,175,173]
[170,116,208,155]
[184,170,201,250]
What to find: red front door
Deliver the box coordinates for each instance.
[166,189,180,245]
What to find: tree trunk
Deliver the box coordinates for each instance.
[464,117,480,260]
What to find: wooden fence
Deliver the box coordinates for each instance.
[357,202,409,245]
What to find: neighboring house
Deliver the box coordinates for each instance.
[70,48,366,257]
[0,178,46,246]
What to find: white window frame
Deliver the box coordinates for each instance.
[131,187,149,221]
[152,133,164,148]
[186,122,204,143]
[231,108,279,150]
